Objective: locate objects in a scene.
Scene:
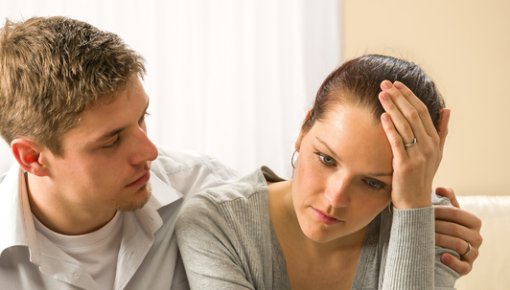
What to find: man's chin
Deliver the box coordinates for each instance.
[121,184,152,211]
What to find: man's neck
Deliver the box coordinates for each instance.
[24,172,117,235]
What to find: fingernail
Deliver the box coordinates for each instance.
[440,253,451,263]
[378,92,390,102]
[381,80,392,89]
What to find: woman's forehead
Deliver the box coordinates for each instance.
[307,105,393,172]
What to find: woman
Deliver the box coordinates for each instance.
[176,54,478,289]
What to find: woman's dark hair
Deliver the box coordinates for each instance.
[302,54,444,131]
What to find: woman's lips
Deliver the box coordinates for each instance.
[126,171,150,188]
[312,207,341,225]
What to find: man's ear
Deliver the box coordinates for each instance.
[11,138,50,176]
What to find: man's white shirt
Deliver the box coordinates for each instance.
[0,148,239,290]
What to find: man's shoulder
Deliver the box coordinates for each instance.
[154,147,213,173]
[152,147,224,175]
[194,168,267,204]
[151,147,240,194]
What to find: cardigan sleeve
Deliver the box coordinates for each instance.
[381,206,458,290]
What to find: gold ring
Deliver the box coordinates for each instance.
[461,241,472,257]
[404,137,417,148]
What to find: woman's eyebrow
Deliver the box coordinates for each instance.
[315,136,393,177]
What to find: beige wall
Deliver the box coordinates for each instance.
[343,0,510,196]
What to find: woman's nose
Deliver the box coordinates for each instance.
[324,177,351,208]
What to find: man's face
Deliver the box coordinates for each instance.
[42,76,158,215]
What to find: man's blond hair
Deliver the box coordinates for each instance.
[0,16,145,155]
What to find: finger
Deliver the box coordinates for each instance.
[380,81,431,147]
[435,230,471,256]
[393,81,438,138]
[460,244,478,263]
[435,206,482,233]
[435,216,483,248]
[393,82,449,155]
[439,253,472,276]
[378,88,415,145]
[435,109,450,151]
[379,81,416,142]
[380,112,407,161]
[435,231,479,267]
[435,187,460,208]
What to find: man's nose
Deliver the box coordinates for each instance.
[129,127,158,165]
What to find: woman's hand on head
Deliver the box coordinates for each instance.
[378,80,450,209]
[434,187,483,276]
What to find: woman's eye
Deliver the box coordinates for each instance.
[317,152,336,166]
[364,178,385,191]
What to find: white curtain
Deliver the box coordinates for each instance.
[0,0,341,178]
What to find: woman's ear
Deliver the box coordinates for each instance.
[10,138,50,176]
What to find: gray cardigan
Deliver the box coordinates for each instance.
[176,167,459,290]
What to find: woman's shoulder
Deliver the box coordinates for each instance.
[176,167,276,252]
[178,167,271,223]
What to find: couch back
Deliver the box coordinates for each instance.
[455,195,510,290]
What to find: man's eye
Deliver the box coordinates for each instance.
[103,135,121,148]
[317,152,336,166]
[363,178,386,191]
[139,112,150,125]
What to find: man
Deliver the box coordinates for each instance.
[0,16,240,290]
[0,16,480,289]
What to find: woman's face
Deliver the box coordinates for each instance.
[292,102,393,244]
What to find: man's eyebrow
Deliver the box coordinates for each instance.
[315,136,392,177]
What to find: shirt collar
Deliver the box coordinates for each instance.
[148,170,183,209]
[131,170,183,234]
[0,164,184,259]
[0,165,36,258]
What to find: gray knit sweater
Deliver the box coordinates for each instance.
[176,167,458,290]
